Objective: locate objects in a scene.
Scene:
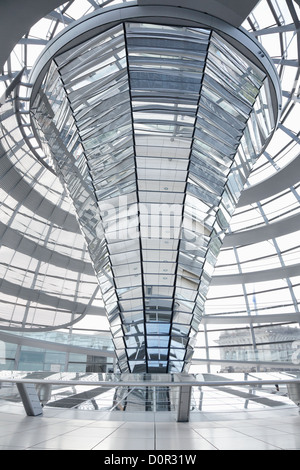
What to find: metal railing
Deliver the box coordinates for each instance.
[1,373,300,421]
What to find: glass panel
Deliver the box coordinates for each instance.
[31,21,273,375]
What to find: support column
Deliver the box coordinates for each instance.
[177,385,192,422]
[287,383,300,408]
[16,382,43,416]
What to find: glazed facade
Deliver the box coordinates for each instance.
[0,0,299,375]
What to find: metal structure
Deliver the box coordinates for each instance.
[0,0,299,378]
[1,371,300,421]
[30,8,279,374]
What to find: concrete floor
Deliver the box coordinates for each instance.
[1,402,300,450]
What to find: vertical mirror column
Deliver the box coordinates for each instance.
[31,22,276,374]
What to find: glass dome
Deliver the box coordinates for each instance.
[0,0,299,376]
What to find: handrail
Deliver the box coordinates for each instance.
[2,375,299,421]
[1,377,300,388]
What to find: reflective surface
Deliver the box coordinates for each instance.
[0,0,299,379]
[1,402,300,450]
[31,21,277,373]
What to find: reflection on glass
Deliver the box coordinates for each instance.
[32,22,276,374]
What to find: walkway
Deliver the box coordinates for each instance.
[1,402,300,450]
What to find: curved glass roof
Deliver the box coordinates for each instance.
[0,0,300,374]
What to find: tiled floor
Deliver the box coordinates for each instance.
[1,402,300,450]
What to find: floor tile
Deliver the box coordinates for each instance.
[29,435,104,450]
[84,421,124,428]
[193,428,244,439]
[238,426,290,437]
[255,434,300,450]
[205,436,281,450]
[0,445,27,450]
[155,428,201,439]
[1,403,300,450]
[156,437,217,450]
[63,427,117,439]
[109,428,154,438]
[93,438,155,450]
